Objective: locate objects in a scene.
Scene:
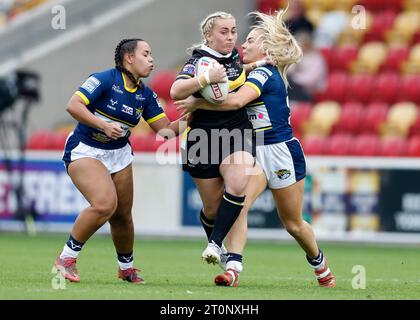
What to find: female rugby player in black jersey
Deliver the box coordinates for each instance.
[170,12,266,269]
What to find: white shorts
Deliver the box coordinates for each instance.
[63,133,133,174]
[256,138,306,189]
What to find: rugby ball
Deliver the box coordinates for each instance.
[195,56,229,104]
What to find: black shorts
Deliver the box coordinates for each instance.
[181,120,256,179]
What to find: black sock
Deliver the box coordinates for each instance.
[66,234,84,252]
[200,209,214,240]
[227,252,243,264]
[306,249,324,267]
[117,251,134,264]
[209,191,245,247]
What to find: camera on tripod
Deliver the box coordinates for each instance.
[0,70,40,113]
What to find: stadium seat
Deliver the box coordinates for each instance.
[329,46,358,71]
[346,74,374,103]
[290,102,312,135]
[396,75,420,104]
[164,100,183,121]
[363,10,396,42]
[51,132,69,150]
[351,42,388,74]
[331,102,363,134]
[380,46,410,72]
[370,72,400,104]
[406,135,420,157]
[316,72,348,102]
[303,101,341,136]
[26,130,55,150]
[148,70,177,101]
[380,102,418,137]
[385,11,420,46]
[409,114,420,137]
[130,132,159,152]
[301,135,327,155]
[359,102,389,134]
[378,137,407,157]
[350,134,380,156]
[402,44,420,74]
[325,133,353,155]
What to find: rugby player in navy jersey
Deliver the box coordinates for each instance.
[171,12,270,271]
[54,39,184,284]
[176,10,336,288]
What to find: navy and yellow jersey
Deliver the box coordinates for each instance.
[176,45,248,129]
[244,65,293,145]
[74,68,165,149]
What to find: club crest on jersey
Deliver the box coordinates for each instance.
[122,104,133,115]
[275,169,291,180]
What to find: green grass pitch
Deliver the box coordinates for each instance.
[0,232,419,300]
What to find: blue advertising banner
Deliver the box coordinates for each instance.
[0,157,87,222]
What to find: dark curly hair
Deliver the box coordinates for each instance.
[114,38,144,88]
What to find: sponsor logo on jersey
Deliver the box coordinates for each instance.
[81,76,101,94]
[136,94,145,101]
[182,64,195,74]
[110,99,118,106]
[275,169,291,180]
[112,84,123,94]
[122,104,133,115]
[249,70,269,86]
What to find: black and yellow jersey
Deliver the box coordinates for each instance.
[176,45,248,129]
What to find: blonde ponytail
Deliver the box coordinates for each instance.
[249,9,303,88]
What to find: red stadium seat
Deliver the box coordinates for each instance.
[406,136,420,157]
[396,75,420,104]
[350,134,380,156]
[378,137,407,157]
[51,132,69,150]
[164,100,183,121]
[409,114,420,137]
[359,102,389,134]
[290,102,312,134]
[130,133,159,152]
[346,74,374,103]
[363,10,396,42]
[370,72,400,104]
[301,136,327,155]
[380,46,410,72]
[331,102,363,134]
[329,46,358,71]
[148,70,177,101]
[317,72,348,102]
[325,133,353,155]
[26,130,55,150]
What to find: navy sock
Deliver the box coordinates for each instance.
[306,249,324,267]
[200,209,214,240]
[209,191,245,247]
[66,234,84,252]
[227,252,243,263]
[117,251,134,264]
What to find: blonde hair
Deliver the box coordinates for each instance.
[187,11,235,54]
[250,9,303,88]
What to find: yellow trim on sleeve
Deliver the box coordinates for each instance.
[176,74,193,80]
[228,68,246,91]
[146,113,166,124]
[75,90,90,105]
[255,126,273,133]
[244,82,262,97]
